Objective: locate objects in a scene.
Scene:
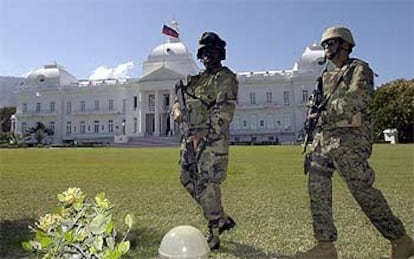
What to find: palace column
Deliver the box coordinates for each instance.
[169,90,175,135]
[138,91,145,136]
[154,90,160,136]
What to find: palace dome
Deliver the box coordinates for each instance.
[26,64,78,88]
[293,43,325,71]
[148,41,191,61]
[142,21,199,76]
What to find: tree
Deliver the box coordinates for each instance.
[0,106,16,133]
[371,79,414,143]
[24,122,54,145]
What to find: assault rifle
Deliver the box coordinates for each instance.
[302,63,328,154]
[302,59,347,154]
[175,79,201,200]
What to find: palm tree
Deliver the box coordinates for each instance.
[24,122,54,145]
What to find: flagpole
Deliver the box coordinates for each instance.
[163,34,166,68]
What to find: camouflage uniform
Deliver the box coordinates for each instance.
[306,58,406,242]
[177,66,238,228]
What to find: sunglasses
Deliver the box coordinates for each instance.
[322,39,338,48]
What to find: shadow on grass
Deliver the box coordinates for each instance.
[124,226,164,258]
[219,240,294,259]
[0,218,33,258]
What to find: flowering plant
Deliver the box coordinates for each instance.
[22,187,134,259]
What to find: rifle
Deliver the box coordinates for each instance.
[174,79,201,200]
[302,60,348,154]
[302,62,328,154]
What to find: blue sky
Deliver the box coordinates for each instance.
[0,0,412,86]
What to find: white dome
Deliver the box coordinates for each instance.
[142,40,199,76]
[293,43,325,71]
[26,64,78,88]
[148,42,191,61]
[159,225,209,259]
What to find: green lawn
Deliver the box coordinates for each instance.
[0,144,413,258]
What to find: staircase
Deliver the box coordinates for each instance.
[114,136,181,147]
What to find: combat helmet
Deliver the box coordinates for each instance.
[321,26,355,47]
[197,32,226,60]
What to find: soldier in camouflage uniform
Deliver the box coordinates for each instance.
[297,26,414,258]
[171,32,238,250]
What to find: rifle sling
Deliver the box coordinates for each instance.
[183,89,216,109]
[318,64,348,110]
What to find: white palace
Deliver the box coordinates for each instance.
[11,22,324,145]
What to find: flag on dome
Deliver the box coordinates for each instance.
[162,24,179,38]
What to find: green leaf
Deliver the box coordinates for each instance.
[106,236,115,249]
[105,249,122,259]
[95,192,110,210]
[64,230,74,244]
[21,241,33,251]
[92,236,104,252]
[89,214,110,235]
[74,227,86,242]
[57,193,65,203]
[73,201,83,211]
[105,220,114,235]
[116,241,130,255]
[124,214,135,229]
[35,231,52,248]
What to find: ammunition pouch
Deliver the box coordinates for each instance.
[335,112,362,128]
[305,154,335,178]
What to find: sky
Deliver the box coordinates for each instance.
[0,0,412,86]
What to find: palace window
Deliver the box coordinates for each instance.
[148,94,155,111]
[133,96,138,109]
[36,102,41,112]
[302,89,309,103]
[66,121,72,135]
[109,99,114,111]
[80,101,86,112]
[250,92,256,105]
[50,101,55,112]
[108,120,114,133]
[94,121,99,133]
[266,92,272,104]
[80,121,86,134]
[49,122,55,133]
[94,100,100,111]
[23,103,27,112]
[283,91,290,106]
[66,101,72,114]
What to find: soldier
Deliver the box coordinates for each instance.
[297,26,414,258]
[171,32,238,250]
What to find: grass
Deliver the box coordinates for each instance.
[0,144,413,258]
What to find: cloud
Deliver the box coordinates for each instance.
[89,61,135,80]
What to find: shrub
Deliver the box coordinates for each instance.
[22,187,134,259]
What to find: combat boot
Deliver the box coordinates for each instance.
[205,227,220,250]
[391,234,414,258]
[219,216,236,234]
[295,241,338,259]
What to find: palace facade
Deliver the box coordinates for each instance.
[11,22,324,145]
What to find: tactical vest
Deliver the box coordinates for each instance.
[185,67,236,135]
[320,58,374,133]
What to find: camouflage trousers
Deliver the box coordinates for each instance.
[305,131,406,241]
[179,137,229,227]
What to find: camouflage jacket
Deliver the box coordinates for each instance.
[319,58,374,139]
[175,66,238,140]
